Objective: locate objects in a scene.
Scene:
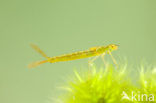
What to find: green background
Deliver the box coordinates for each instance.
[0,0,156,103]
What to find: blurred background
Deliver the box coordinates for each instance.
[0,0,156,103]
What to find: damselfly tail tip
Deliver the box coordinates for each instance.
[28,60,48,69]
[29,43,49,59]
[30,43,36,48]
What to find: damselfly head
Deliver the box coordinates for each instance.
[108,44,118,50]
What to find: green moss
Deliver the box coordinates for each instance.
[59,63,156,103]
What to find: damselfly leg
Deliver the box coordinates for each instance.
[108,51,118,67]
[101,53,107,66]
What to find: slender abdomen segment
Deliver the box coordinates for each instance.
[48,50,100,63]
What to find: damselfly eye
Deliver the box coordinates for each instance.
[113,45,118,50]
[111,45,115,48]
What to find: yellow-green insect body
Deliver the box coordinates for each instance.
[28,44,118,68]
